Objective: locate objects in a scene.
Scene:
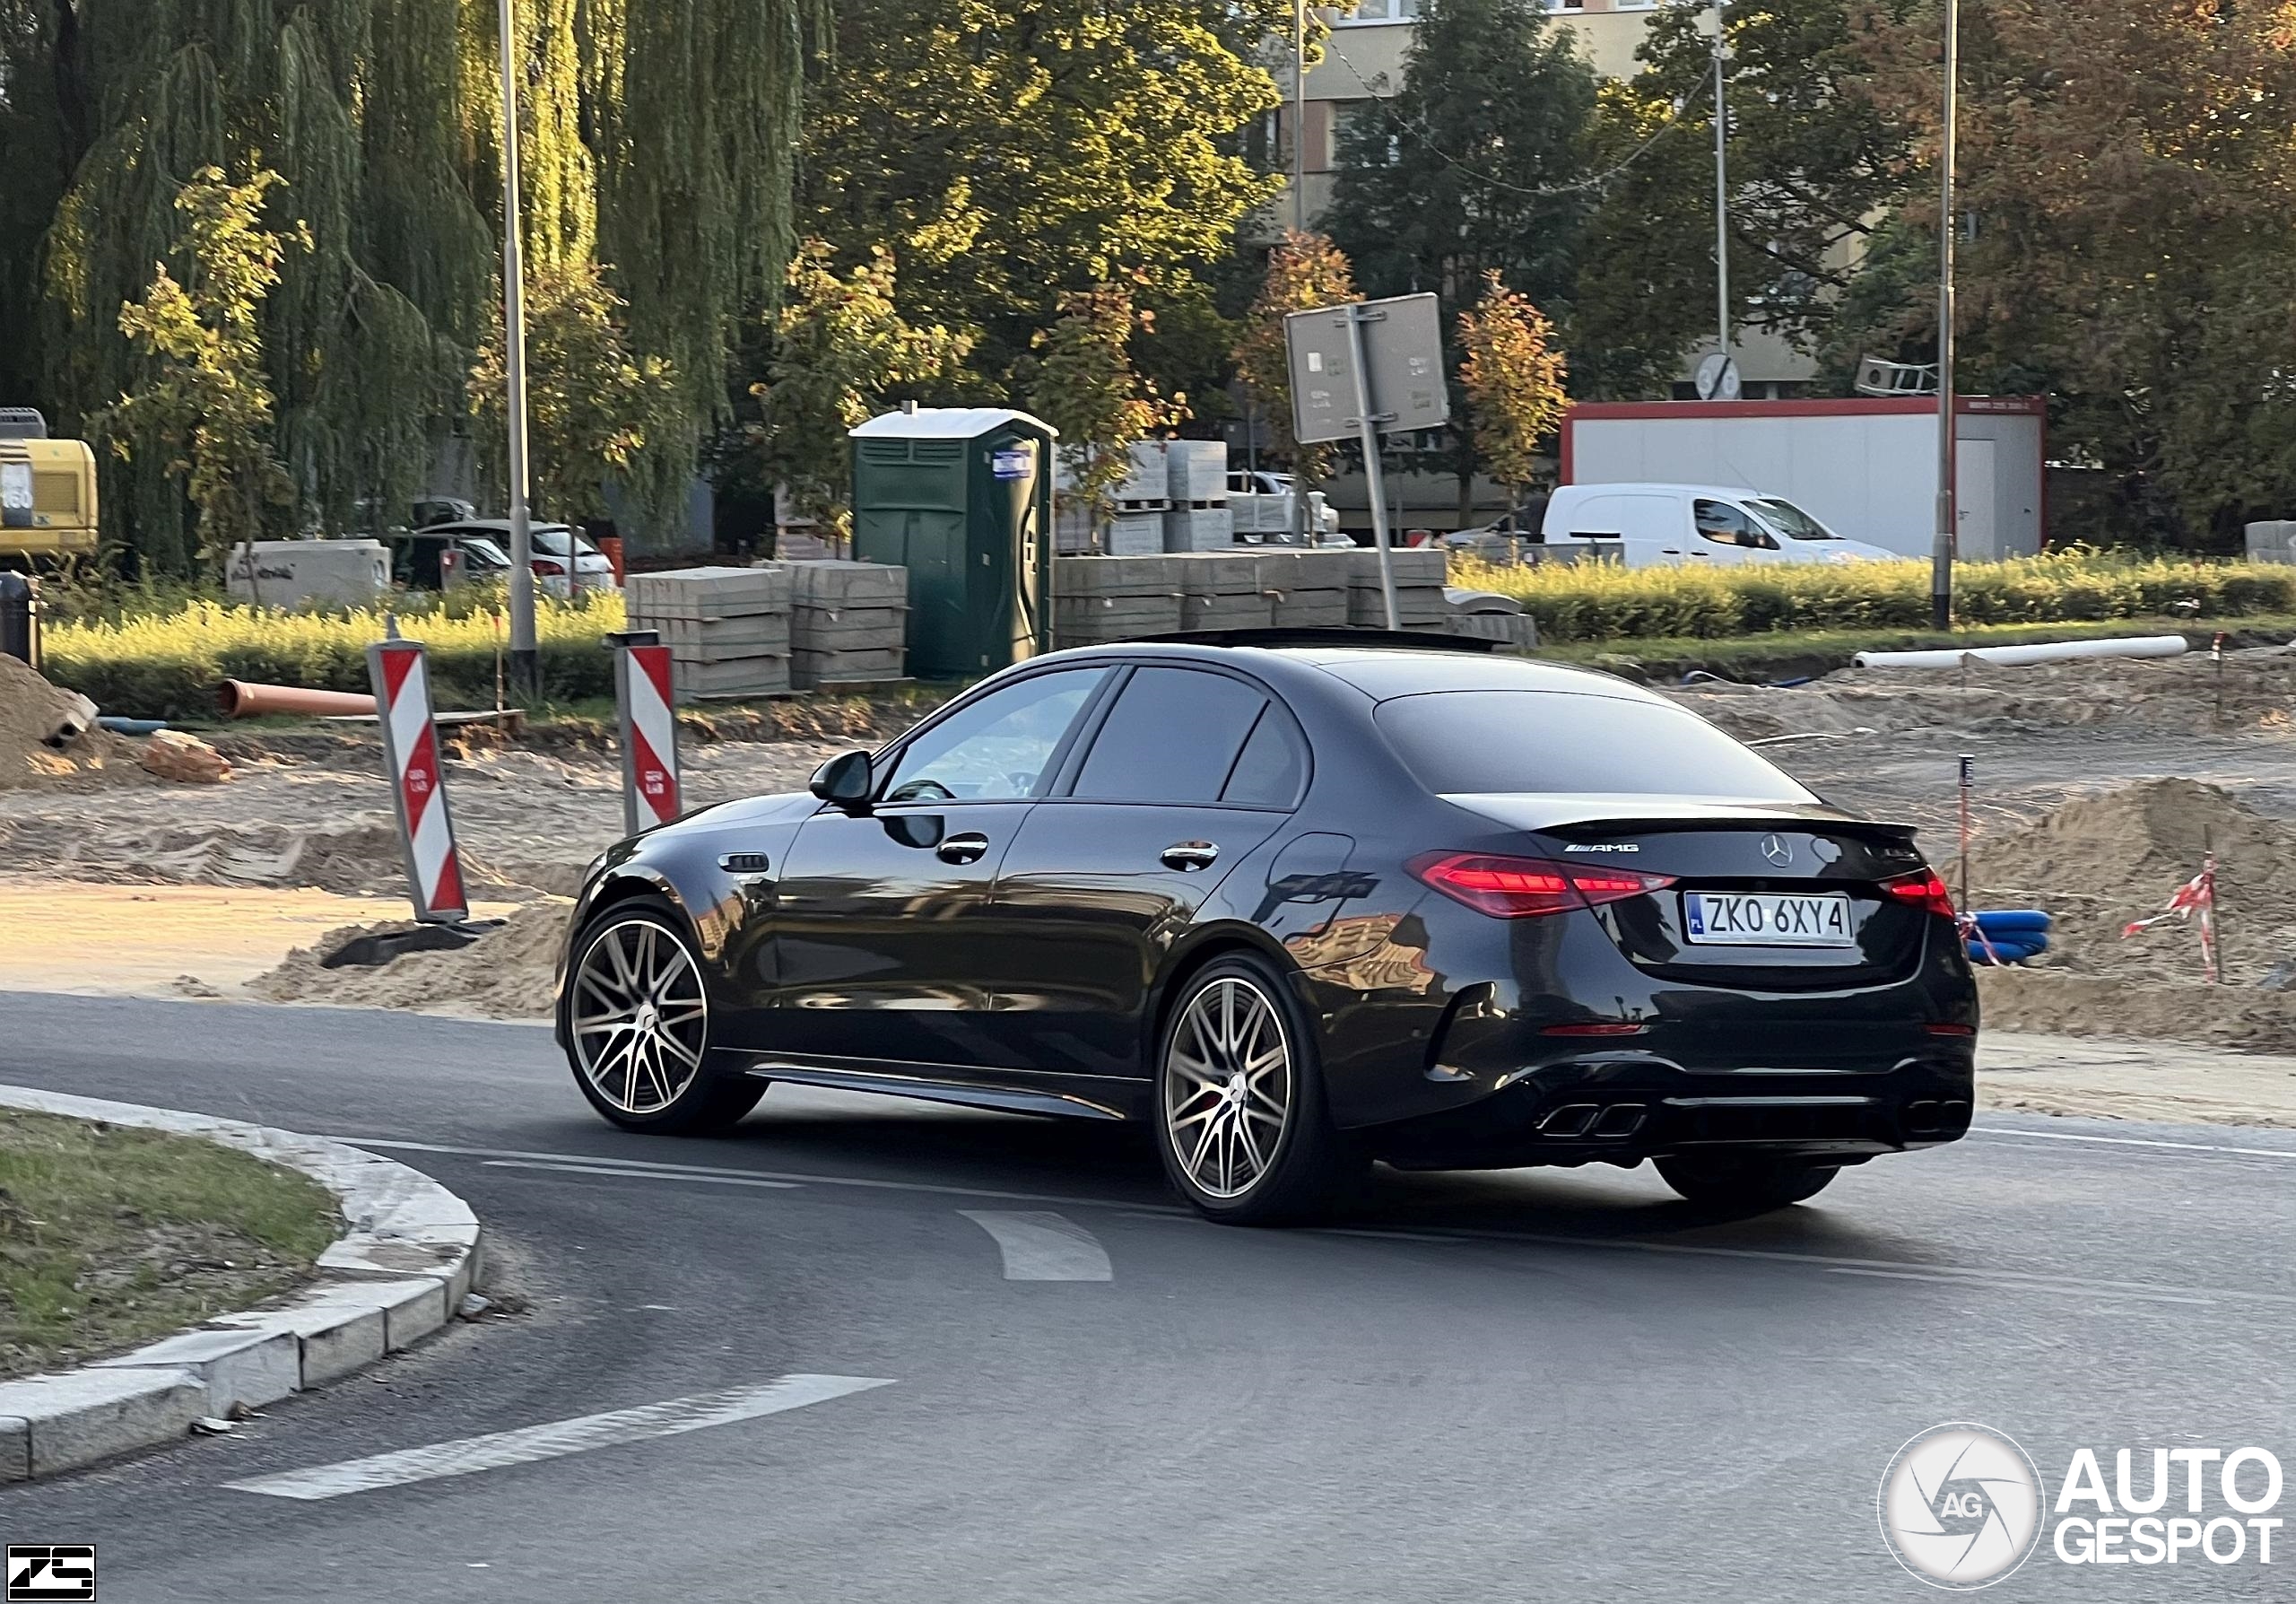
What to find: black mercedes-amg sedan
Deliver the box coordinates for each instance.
[554,632,1978,1223]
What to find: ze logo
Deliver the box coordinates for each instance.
[4,1544,95,1602]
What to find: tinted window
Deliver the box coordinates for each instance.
[1073,667,1267,803]
[1693,500,1772,548]
[1748,497,1841,541]
[1374,691,1813,799]
[1222,708,1309,806]
[883,667,1110,801]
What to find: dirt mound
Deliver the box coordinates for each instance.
[0,654,142,789]
[248,902,570,1018]
[1979,969,2296,1059]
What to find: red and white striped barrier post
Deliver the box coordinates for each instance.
[609,629,680,834]
[366,629,470,923]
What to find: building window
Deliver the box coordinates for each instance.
[1545,0,1587,10]
[1334,0,1421,24]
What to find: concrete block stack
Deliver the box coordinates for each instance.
[1175,552,1274,631]
[1346,546,1449,630]
[1052,554,1186,645]
[779,561,910,689]
[1256,549,1352,628]
[1161,440,1234,553]
[625,566,792,701]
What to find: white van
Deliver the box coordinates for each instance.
[1540,483,1899,568]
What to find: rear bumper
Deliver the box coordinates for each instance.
[1367,1052,1975,1170]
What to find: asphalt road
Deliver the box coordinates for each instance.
[1,990,2291,1601]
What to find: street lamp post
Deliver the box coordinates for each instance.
[1294,0,1308,235]
[1931,0,1960,631]
[496,0,540,698]
[1712,0,1730,367]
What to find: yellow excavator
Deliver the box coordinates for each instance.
[0,409,99,561]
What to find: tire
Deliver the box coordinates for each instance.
[1152,953,1363,1225]
[1654,1154,1839,1210]
[562,896,764,1135]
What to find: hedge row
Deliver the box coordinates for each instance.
[41,594,628,721]
[1451,550,2296,644]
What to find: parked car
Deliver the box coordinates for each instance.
[419,519,615,594]
[553,633,1978,1225]
[1541,484,1899,568]
[386,527,514,590]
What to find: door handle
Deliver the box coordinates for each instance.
[1161,841,1221,871]
[936,832,990,866]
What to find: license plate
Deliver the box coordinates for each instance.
[1683,891,1856,947]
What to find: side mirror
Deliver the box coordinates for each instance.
[809,749,876,813]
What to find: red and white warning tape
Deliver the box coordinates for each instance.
[366,635,469,923]
[2121,853,2218,983]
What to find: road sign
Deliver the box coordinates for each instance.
[1695,353,1742,401]
[366,634,470,923]
[610,631,682,833]
[1282,294,1448,446]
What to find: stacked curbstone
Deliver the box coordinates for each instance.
[1052,554,1186,644]
[778,560,911,689]
[625,566,793,701]
[1346,547,1450,630]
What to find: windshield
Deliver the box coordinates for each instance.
[527,527,597,558]
[1747,497,1842,541]
[1373,690,1813,799]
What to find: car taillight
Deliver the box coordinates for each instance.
[1409,852,1676,919]
[1879,867,1956,920]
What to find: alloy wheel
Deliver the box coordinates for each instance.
[571,917,709,1114]
[1164,976,1293,1199]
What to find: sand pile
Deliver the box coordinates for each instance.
[0,654,139,788]
[1966,778,2296,1050]
[248,901,570,1018]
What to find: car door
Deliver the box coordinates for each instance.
[987,664,1309,1077]
[765,665,1115,1069]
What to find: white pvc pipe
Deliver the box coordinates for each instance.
[1852,634,2188,670]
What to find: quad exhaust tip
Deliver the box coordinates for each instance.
[1537,1103,1648,1139]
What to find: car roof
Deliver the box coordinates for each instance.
[1551,483,1775,501]
[1033,637,1665,705]
[418,519,573,536]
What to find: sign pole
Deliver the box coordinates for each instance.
[1342,305,1400,631]
[1931,0,1960,632]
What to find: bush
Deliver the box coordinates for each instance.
[1452,550,2296,644]
[42,592,626,720]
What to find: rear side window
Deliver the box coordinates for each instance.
[1073,667,1268,804]
[1374,691,1812,799]
[1222,707,1309,807]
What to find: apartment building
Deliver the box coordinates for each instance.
[1272,0,1814,397]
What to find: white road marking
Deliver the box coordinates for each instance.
[481,1159,800,1189]
[961,1210,1113,1281]
[225,1374,894,1502]
[1825,1267,2214,1306]
[341,1137,1184,1212]
[1969,1126,2296,1162]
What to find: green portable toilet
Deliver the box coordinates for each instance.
[848,405,1057,679]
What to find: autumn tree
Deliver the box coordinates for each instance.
[96,167,304,569]
[1026,283,1187,528]
[1457,272,1568,513]
[1231,231,1360,504]
[1851,0,2296,542]
[745,243,974,539]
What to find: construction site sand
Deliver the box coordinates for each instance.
[247,902,571,1018]
[0,654,147,789]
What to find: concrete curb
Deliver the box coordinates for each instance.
[0,1085,483,1481]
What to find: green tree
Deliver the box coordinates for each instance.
[745,242,974,538]
[1851,0,2296,543]
[1457,271,1568,511]
[468,259,685,526]
[798,0,1287,397]
[1231,231,1360,493]
[1025,283,1187,528]
[1571,0,1919,397]
[95,167,304,568]
[1323,0,1597,510]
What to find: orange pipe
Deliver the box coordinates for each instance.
[218,680,380,719]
